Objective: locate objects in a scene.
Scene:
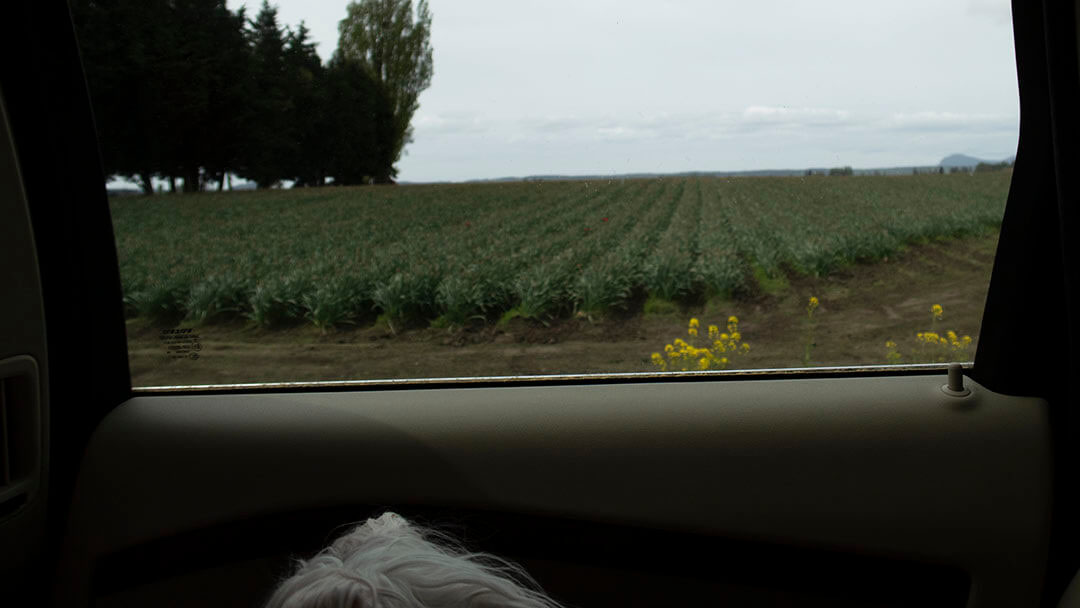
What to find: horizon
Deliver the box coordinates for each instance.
[107,152,1013,191]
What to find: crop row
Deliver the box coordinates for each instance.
[110,173,1011,329]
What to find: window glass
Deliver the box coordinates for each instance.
[71,0,1018,386]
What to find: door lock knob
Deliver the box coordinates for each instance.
[942,362,971,397]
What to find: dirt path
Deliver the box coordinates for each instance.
[126,233,999,386]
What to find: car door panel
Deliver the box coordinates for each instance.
[60,375,1049,607]
[0,83,50,598]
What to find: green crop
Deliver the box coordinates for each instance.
[110,173,1011,330]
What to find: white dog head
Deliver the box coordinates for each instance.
[265,512,564,608]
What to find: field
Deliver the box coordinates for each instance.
[112,173,1009,329]
[111,173,1010,385]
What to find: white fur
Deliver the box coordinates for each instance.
[265,512,565,608]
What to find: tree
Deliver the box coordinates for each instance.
[71,0,173,194]
[322,55,393,185]
[337,0,433,183]
[975,161,1012,173]
[164,0,251,192]
[198,4,254,191]
[239,1,293,189]
[73,0,250,194]
[283,23,329,187]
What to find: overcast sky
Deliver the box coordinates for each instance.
[232,0,1018,183]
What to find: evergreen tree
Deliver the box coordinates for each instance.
[71,0,173,194]
[323,54,392,185]
[201,5,254,191]
[283,23,328,187]
[240,1,293,188]
[164,0,251,192]
[75,0,406,193]
[73,0,250,193]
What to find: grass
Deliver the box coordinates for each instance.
[643,295,679,316]
[752,265,790,295]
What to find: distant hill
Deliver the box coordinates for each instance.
[464,166,953,184]
[939,153,1013,168]
[466,169,810,183]
[462,156,1022,184]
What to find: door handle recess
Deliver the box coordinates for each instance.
[0,355,41,520]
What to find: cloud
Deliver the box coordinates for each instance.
[595,126,648,140]
[412,112,490,136]
[525,115,594,132]
[741,106,852,126]
[884,111,1016,132]
[490,109,859,145]
[407,108,1016,167]
[509,114,674,142]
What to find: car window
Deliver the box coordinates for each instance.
[69,0,1018,388]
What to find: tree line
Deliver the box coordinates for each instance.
[71,0,432,193]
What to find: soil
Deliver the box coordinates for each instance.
[126,234,1000,387]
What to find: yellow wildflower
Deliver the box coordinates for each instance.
[885,304,973,364]
[653,315,752,375]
